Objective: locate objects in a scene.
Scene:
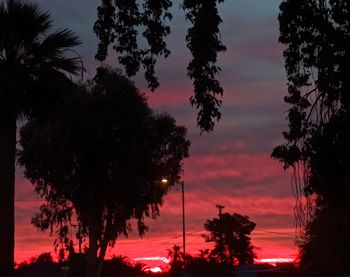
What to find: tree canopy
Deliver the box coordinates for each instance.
[93,0,226,132]
[18,67,190,277]
[272,0,350,274]
[203,212,256,265]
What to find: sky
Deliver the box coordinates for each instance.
[14,0,297,270]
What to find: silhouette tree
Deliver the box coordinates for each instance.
[203,213,256,265]
[15,252,63,277]
[17,252,54,269]
[0,0,81,275]
[167,244,184,276]
[18,67,190,277]
[101,255,148,277]
[298,198,350,276]
[168,247,230,277]
[93,0,226,132]
[272,0,350,274]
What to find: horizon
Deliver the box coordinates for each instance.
[15,253,295,274]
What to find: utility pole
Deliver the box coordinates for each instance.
[216,204,225,262]
[216,204,225,219]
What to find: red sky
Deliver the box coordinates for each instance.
[14,0,298,270]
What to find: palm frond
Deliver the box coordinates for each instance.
[50,56,82,75]
[36,29,82,75]
[6,0,52,44]
[0,0,83,118]
[41,29,81,52]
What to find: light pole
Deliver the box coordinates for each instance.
[181,181,186,276]
[161,178,186,275]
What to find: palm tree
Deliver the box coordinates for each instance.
[0,0,81,275]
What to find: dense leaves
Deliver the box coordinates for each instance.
[273,0,350,274]
[167,245,231,277]
[94,0,172,89]
[203,213,256,265]
[18,67,190,277]
[298,204,350,276]
[182,0,226,132]
[296,112,350,274]
[273,0,350,174]
[167,244,184,275]
[94,0,226,132]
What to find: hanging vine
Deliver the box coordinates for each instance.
[272,0,350,238]
[94,0,226,132]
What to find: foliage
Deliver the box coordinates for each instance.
[298,206,350,276]
[0,0,81,121]
[273,0,350,226]
[18,67,190,277]
[203,213,256,265]
[167,247,231,277]
[273,0,350,274]
[17,253,54,269]
[93,0,226,132]
[101,255,148,277]
[167,244,184,275]
[296,111,350,274]
[15,253,62,277]
[0,1,81,275]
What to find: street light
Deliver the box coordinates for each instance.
[161,178,186,275]
[181,181,186,277]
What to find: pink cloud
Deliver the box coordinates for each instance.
[184,153,289,186]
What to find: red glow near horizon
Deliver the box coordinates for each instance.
[146,267,163,273]
[256,258,295,267]
[257,258,294,264]
[14,185,298,267]
[133,256,170,264]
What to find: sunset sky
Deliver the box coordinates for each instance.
[14,0,297,270]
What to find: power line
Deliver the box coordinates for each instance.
[254,229,295,238]
[115,230,205,245]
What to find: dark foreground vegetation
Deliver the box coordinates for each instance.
[15,252,316,277]
[273,1,350,276]
[16,253,148,277]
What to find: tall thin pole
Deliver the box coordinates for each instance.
[216,204,225,219]
[216,204,225,262]
[181,181,186,275]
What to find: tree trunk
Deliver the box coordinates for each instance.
[85,225,104,277]
[0,116,16,277]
